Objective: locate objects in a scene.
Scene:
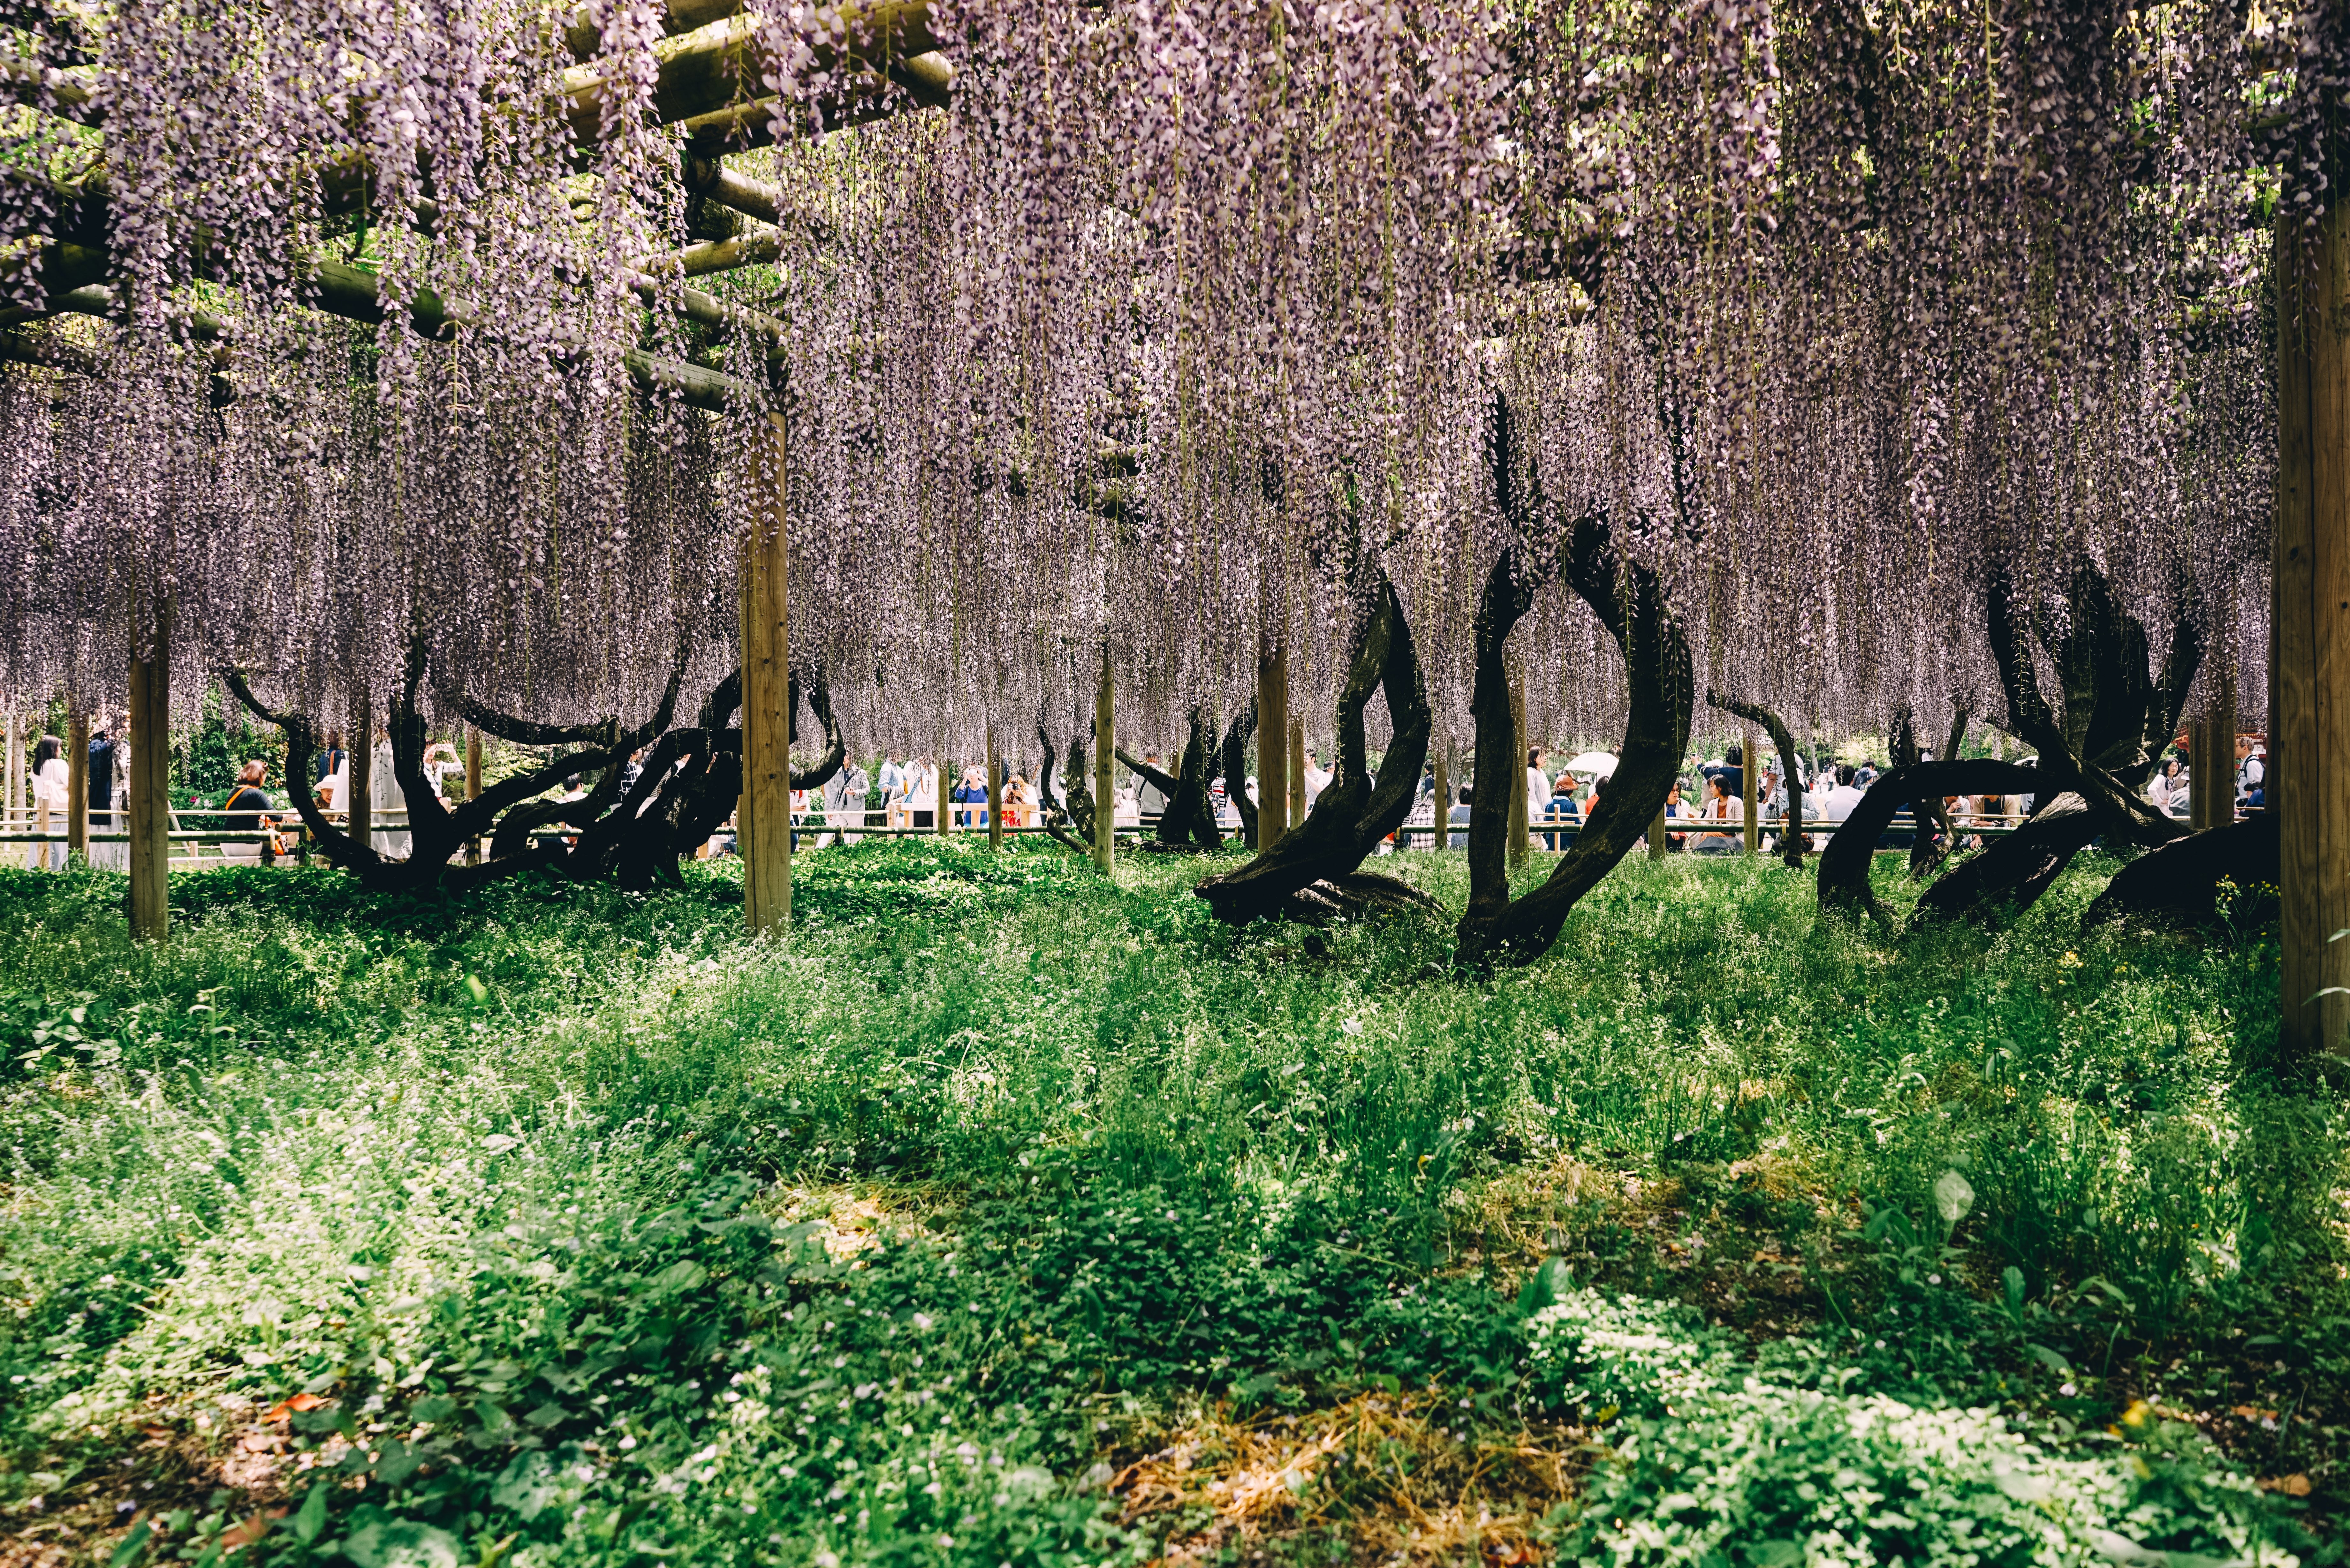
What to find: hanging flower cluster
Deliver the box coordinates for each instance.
[0,0,2316,766]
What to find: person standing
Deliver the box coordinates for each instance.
[370,725,407,857]
[902,755,936,829]
[87,716,126,871]
[222,759,280,864]
[29,735,67,870]
[1302,749,1332,808]
[878,752,907,829]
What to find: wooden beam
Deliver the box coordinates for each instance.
[2277,201,2350,1069]
[127,610,169,941]
[66,707,86,863]
[1255,628,1287,853]
[1431,740,1448,853]
[1095,641,1115,874]
[349,682,373,851]
[740,411,791,933]
[1287,714,1304,834]
[986,722,1003,850]
[1742,726,1760,856]
[465,726,483,863]
[1507,675,1528,870]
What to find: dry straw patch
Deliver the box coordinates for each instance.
[1112,1391,1602,1565]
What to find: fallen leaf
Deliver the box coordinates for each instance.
[240,1434,276,1452]
[2262,1474,2312,1497]
[264,1393,327,1421]
[220,1507,286,1549]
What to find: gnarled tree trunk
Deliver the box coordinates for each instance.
[1193,576,1437,925]
[1453,396,1694,969]
[1707,689,1805,868]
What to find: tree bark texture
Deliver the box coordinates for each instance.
[1194,576,1434,926]
[1453,396,1694,969]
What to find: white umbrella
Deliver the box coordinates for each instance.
[1562,751,1618,776]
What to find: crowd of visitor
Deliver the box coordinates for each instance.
[9,717,2270,869]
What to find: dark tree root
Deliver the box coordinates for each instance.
[1194,573,1430,926]
[1815,760,2043,932]
[1905,792,2104,933]
[2080,812,2279,933]
[224,637,850,895]
[1820,561,2203,943]
[1277,871,1448,925]
[1119,704,1224,848]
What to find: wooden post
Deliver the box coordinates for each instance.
[66,707,87,863]
[1507,676,1529,870]
[935,735,950,837]
[4,703,18,837]
[2276,200,2350,1067]
[739,411,792,933]
[1094,639,1116,874]
[1256,632,1288,852]
[1742,726,1761,856]
[1649,802,1667,861]
[348,683,372,851]
[986,723,1003,850]
[1430,741,1448,852]
[127,608,170,941]
[1287,715,1306,832]
[464,726,483,865]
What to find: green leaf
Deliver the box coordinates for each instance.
[108,1519,152,1568]
[2003,1265,2027,1315]
[1932,1169,1974,1233]
[292,1483,329,1545]
[343,1517,461,1568]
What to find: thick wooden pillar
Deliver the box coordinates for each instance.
[1742,726,1761,856]
[127,609,170,940]
[1649,802,1666,861]
[348,683,372,850]
[1507,676,1529,870]
[1287,715,1305,830]
[66,708,87,863]
[739,411,792,934]
[2277,201,2350,1067]
[936,734,950,836]
[986,723,1003,850]
[464,726,482,864]
[1430,741,1448,852]
[4,704,19,835]
[1256,633,1288,852]
[1094,640,1116,873]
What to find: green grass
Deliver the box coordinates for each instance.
[0,843,2342,1566]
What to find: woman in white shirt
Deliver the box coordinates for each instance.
[29,735,68,870]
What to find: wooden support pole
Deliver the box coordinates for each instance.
[1256,631,1288,853]
[1094,640,1116,874]
[935,734,950,836]
[66,707,87,863]
[1431,741,1448,852]
[1507,676,1529,871]
[127,607,170,941]
[2276,200,2350,1068]
[4,704,19,837]
[464,726,483,865]
[986,722,1003,851]
[348,682,372,851]
[1649,802,1667,861]
[1742,726,1761,856]
[739,411,792,933]
[1288,715,1305,832]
